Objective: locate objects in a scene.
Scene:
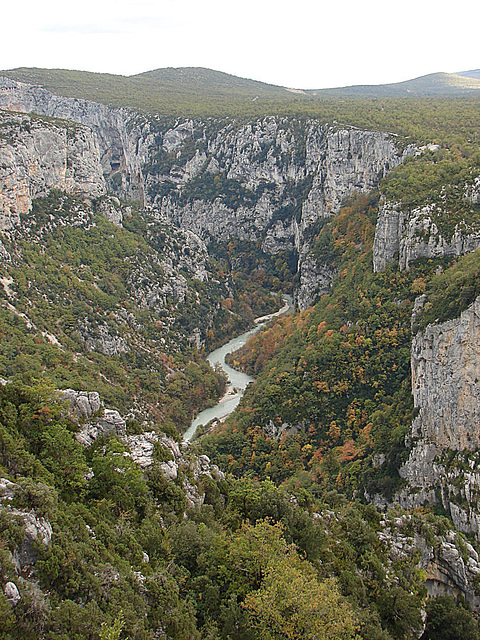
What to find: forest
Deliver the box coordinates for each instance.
[1,74,480,639]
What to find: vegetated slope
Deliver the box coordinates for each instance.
[308,72,480,97]
[0,190,233,430]
[0,67,299,117]
[201,136,480,499]
[1,67,480,640]
[2,66,480,121]
[1,376,479,640]
[2,373,456,640]
[131,67,292,97]
[202,192,418,495]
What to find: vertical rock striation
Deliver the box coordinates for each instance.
[397,296,480,537]
[0,110,105,230]
[373,196,480,273]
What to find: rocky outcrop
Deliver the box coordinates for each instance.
[294,256,337,311]
[59,389,127,446]
[372,201,406,272]
[396,296,480,537]
[373,196,480,273]
[0,478,53,571]
[409,297,480,451]
[378,513,480,611]
[126,430,225,509]
[0,109,105,230]
[4,581,21,606]
[62,385,225,510]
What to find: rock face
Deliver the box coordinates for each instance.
[373,197,480,273]
[0,77,144,200]
[0,109,105,230]
[378,513,480,611]
[154,121,405,248]
[0,77,410,307]
[0,478,53,571]
[410,298,480,451]
[126,430,224,508]
[4,581,21,605]
[294,256,337,311]
[59,389,127,446]
[397,296,480,537]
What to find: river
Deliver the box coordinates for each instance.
[183,296,292,442]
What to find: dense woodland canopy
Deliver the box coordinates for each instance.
[0,70,480,639]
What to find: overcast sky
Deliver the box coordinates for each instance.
[4,0,479,89]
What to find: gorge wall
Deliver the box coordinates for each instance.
[0,76,411,308]
[394,296,480,537]
[0,110,105,230]
[373,178,480,273]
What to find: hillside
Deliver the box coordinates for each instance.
[1,66,480,119]
[1,69,480,639]
[0,67,298,116]
[309,71,480,97]
[457,69,480,80]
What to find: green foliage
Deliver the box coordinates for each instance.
[3,68,480,149]
[99,611,128,640]
[202,193,418,495]
[2,68,480,640]
[381,147,480,212]
[413,249,480,331]
[421,595,480,640]
[0,190,256,431]
[181,174,257,210]
[0,379,437,640]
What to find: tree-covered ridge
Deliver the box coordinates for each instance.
[0,191,285,431]
[2,377,475,639]
[1,69,480,148]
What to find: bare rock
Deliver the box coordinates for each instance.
[0,110,105,230]
[4,581,20,606]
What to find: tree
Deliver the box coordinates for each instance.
[244,557,359,640]
[421,595,480,640]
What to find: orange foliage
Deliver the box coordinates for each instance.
[338,439,359,463]
[327,421,341,442]
[316,321,327,334]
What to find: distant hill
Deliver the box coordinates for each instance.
[131,66,290,98]
[308,72,480,97]
[0,66,296,116]
[456,69,480,80]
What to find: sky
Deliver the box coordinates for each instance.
[4,0,479,90]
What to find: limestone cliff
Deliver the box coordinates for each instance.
[396,296,480,537]
[0,109,105,230]
[0,76,410,307]
[0,77,144,199]
[373,193,480,273]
